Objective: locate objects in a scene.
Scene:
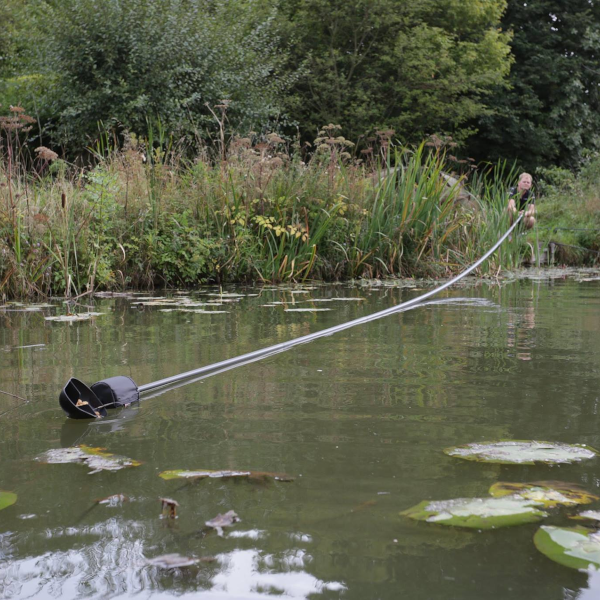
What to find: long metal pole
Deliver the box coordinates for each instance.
[138,216,522,394]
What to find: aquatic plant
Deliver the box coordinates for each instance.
[0,491,17,511]
[401,496,548,529]
[444,441,598,465]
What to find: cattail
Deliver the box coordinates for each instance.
[61,192,66,209]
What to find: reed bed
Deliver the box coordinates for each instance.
[0,116,524,300]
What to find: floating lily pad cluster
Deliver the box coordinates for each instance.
[32,441,293,569]
[402,440,600,571]
[36,445,142,475]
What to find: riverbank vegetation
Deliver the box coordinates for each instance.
[1,116,520,299]
[2,1,600,298]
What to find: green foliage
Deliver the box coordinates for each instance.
[467,0,600,171]
[277,0,511,144]
[0,127,525,298]
[24,0,293,151]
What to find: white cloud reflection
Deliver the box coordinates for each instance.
[0,526,345,599]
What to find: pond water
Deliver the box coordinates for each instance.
[1,271,600,599]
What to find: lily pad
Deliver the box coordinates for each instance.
[444,441,598,465]
[207,293,245,298]
[37,445,142,474]
[401,496,548,529]
[569,510,600,522]
[534,525,600,570]
[0,491,17,511]
[45,312,105,322]
[13,344,45,349]
[158,309,229,314]
[2,303,54,312]
[158,469,294,482]
[284,308,332,312]
[489,481,599,507]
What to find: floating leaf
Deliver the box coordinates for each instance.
[206,510,240,536]
[2,303,54,312]
[303,298,364,303]
[159,309,229,314]
[401,496,547,529]
[98,494,128,506]
[572,510,600,522]
[534,525,600,570]
[45,312,105,322]
[146,554,200,569]
[207,293,245,298]
[13,344,45,349]
[284,308,331,312]
[158,469,294,482]
[489,481,599,507]
[37,445,142,474]
[444,441,598,465]
[0,491,17,511]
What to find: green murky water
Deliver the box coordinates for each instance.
[2,272,600,599]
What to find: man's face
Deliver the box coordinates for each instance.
[519,175,532,191]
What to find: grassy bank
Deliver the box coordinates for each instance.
[528,163,600,265]
[2,114,596,300]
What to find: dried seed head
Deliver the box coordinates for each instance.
[9,105,25,114]
[267,133,285,144]
[0,116,23,130]
[35,146,58,161]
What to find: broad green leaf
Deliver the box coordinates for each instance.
[489,481,599,507]
[534,526,600,570]
[444,441,598,465]
[159,469,293,482]
[0,491,17,511]
[37,445,141,474]
[401,496,547,529]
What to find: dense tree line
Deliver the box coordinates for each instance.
[1,0,599,170]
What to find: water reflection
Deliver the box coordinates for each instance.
[0,521,345,599]
[506,293,537,362]
[2,277,600,599]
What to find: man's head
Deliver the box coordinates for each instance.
[517,172,532,193]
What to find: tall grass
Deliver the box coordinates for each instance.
[0,114,529,299]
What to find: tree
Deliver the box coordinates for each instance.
[23,0,293,151]
[466,0,600,171]
[277,0,511,145]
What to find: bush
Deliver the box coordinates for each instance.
[25,0,294,152]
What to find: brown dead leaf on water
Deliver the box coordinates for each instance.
[160,497,179,519]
